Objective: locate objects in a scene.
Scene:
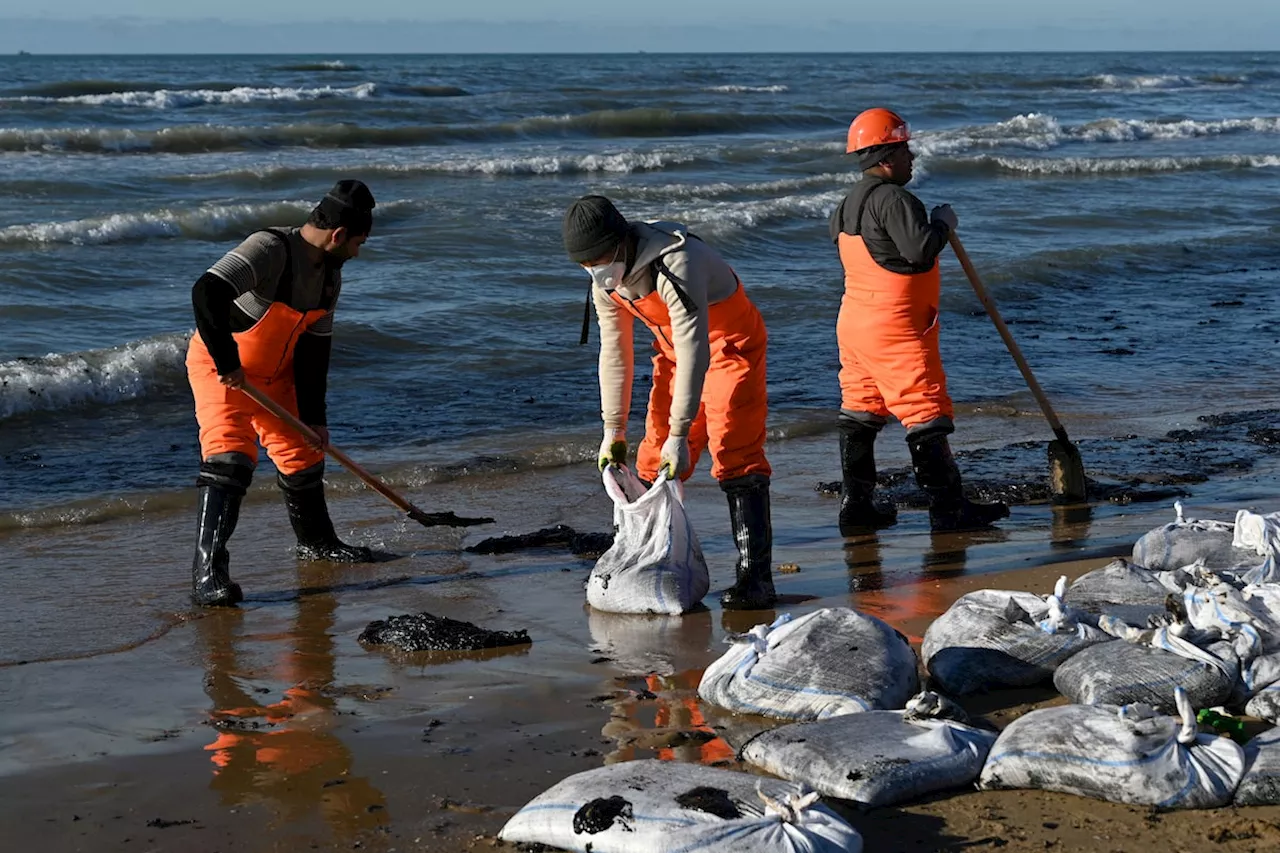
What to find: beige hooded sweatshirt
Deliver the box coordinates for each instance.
[593,220,741,437]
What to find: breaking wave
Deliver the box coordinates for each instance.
[0,198,419,248]
[0,108,838,153]
[11,79,239,97]
[705,84,790,93]
[8,82,379,109]
[0,333,190,422]
[675,189,848,238]
[931,153,1280,177]
[168,149,707,186]
[0,201,314,247]
[274,60,362,71]
[912,113,1280,157]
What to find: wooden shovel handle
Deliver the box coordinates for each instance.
[238,381,421,516]
[948,233,1070,444]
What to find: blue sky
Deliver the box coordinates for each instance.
[5,2,1280,52]
[21,0,1277,21]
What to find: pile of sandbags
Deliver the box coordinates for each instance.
[523,498,1280,827]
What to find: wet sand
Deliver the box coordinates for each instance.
[3,429,1280,851]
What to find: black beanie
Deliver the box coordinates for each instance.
[314,179,376,234]
[562,195,628,263]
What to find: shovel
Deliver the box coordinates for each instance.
[240,381,494,528]
[947,233,1088,504]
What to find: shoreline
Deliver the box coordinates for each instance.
[3,431,1279,852]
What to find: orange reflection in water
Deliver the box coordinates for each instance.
[195,590,387,841]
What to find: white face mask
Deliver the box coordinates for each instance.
[585,245,626,290]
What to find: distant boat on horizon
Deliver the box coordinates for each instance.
[17,50,31,56]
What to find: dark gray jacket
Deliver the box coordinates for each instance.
[829,177,949,274]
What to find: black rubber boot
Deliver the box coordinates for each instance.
[279,469,374,563]
[908,433,1009,532]
[838,418,898,535]
[191,482,245,607]
[719,474,778,610]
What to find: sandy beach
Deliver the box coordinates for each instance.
[5,429,1280,852]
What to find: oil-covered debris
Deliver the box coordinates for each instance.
[674,786,741,819]
[465,524,614,558]
[816,408,1280,508]
[358,612,530,652]
[572,795,633,835]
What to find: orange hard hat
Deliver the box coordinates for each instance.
[846,108,910,154]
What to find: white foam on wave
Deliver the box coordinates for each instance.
[1073,115,1280,142]
[704,84,790,93]
[912,113,1064,156]
[912,113,1280,158]
[0,333,190,421]
[171,150,706,184]
[674,189,847,238]
[8,82,378,109]
[400,150,699,175]
[630,172,857,200]
[0,197,420,247]
[1090,73,1200,90]
[0,201,313,246]
[972,153,1280,175]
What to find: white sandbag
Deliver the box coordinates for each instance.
[741,692,998,808]
[1233,509,1280,560]
[1246,681,1280,724]
[1182,582,1280,664]
[979,687,1246,809]
[1067,559,1178,627]
[1235,727,1280,806]
[698,608,919,721]
[922,577,1110,695]
[587,467,709,615]
[498,759,863,853]
[1132,501,1259,572]
[1053,622,1238,713]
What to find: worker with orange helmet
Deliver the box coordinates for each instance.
[829,108,1008,533]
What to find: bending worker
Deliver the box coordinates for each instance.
[830,109,1008,533]
[186,180,377,607]
[562,195,776,610]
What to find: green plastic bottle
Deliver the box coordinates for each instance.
[1197,708,1248,742]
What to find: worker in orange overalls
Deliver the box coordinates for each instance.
[186,180,377,607]
[562,195,775,610]
[830,109,1008,534]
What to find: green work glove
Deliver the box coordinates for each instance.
[598,428,627,471]
[659,435,690,479]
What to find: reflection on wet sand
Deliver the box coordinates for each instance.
[195,578,388,841]
[844,528,1017,642]
[1051,504,1095,546]
[587,608,737,766]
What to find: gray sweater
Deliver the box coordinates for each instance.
[593,221,740,437]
